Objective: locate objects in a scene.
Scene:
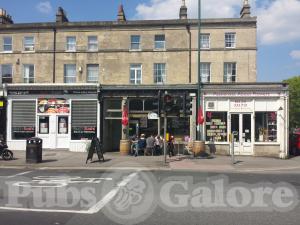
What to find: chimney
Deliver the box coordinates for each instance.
[240,0,251,18]
[117,4,126,22]
[179,0,187,19]
[56,7,69,23]
[0,8,14,24]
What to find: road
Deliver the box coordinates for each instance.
[0,168,299,225]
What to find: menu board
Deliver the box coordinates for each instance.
[71,126,97,140]
[206,112,227,142]
[37,98,70,114]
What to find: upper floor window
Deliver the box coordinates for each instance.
[66,36,76,51]
[200,63,211,83]
[200,34,210,49]
[88,36,98,51]
[130,35,140,50]
[224,63,236,82]
[0,64,12,83]
[23,64,34,83]
[64,64,76,83]
[225,33,236,48]
[24,36,34,51]
[87,64,99,83]
[130,64,142,84]
[154,63,166,84]
[3,37,12,52]
[154,35,165,49]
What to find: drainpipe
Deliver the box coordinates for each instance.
[186,24,192,83]
[53,27,57,83]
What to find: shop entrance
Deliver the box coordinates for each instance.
[231,113,253,155]
[38,115,69,149]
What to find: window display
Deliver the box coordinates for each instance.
[255,112,277,142]
[39,116,49,134]
[206,112,227,142]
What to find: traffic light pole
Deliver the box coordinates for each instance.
[197,0,202,141]
[164,113,167,164]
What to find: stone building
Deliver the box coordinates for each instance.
[0,1,289,158]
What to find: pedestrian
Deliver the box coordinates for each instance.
[168,135,175,157]
[136,134,146,157]
[146,134,155,156]
[155,135,163,155]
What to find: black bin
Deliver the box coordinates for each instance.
[26,137,43,163]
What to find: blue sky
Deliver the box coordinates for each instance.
[1,0,300,82]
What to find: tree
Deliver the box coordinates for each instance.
[284,76,300,130]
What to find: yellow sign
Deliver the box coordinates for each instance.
[0,101,3,107]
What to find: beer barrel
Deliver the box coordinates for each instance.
[193,141,206,157]
[120,139,131,156]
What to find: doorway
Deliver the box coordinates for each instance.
[37,115,69,149]
[231,113,253,155]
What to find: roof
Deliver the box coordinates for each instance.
[0,17,257,31]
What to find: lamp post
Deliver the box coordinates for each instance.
[197,0,202,141]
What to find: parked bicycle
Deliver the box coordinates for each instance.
[0,139,13,160]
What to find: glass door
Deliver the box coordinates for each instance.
[56,116,69,149]
[231,114,240,154]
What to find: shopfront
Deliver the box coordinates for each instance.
[202,83,289,158]
[6,84,99,151]
[0,86,6,140]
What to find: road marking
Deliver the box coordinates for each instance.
[87,172,138,214]
[0,172,138,214]
[7,171,32,178]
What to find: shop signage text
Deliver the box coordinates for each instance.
[204,91,282,97]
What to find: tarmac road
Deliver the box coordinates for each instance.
[0,168,299,225]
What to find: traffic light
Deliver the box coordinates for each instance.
[163,93,174,113]
[183,92,193,116]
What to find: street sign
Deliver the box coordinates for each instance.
[148,112,158,119]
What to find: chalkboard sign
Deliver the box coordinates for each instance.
[86,136,105,163]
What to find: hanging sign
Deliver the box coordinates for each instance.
[148,112,158,120]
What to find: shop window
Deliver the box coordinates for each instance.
[58,116,68,134]
[206,112,227,142]
[144,99,158,111]
[255,112,277,142]
[71,101,97,140]
[129,99,143,111]
[39,116,49,134]
[12,101,36,140]
[167,117,190,137]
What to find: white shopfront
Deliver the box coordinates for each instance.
[202,84,289,158]
[6,84,99,152]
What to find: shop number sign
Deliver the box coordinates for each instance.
[37,98,70,114]
[230,100,252,111]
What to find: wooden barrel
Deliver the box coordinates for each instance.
[193,141,206,156]
[120,139,131,156]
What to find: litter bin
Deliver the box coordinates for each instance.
[26,137,43,163]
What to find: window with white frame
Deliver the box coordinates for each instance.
[154,63,166,84]
[64,64,76,83]
[225,33,236,48]
[24,36,34,51]
[200,34,210,49]
[255,112,277,142]
[154,35,165,49]
[88,36,98,51]
[0,64,13,83]
[66,36,76,51]
[130,64,142,84]
[87,64,99,83]
[3,36,12,52]
[224,63,236,82]
[23,64,34,83]
[200,63,210,83]
[130,35,140,50]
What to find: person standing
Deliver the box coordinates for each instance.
[146,134,155,156]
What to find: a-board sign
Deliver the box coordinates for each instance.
[86,137,105,163]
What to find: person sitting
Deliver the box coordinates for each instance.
[136,134,146,156]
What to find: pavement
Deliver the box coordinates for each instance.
[1,150,300,173]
